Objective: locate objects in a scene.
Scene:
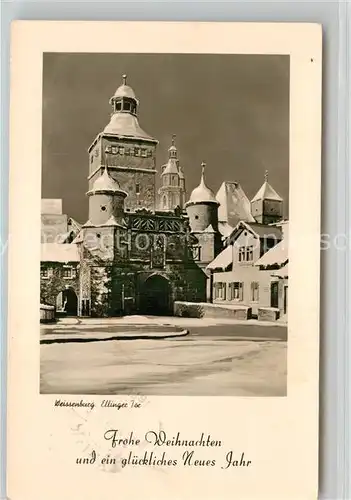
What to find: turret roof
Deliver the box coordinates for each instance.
[251,172,283,202]
[103,113,156,141]
[186,163,218,206]
[112,75,137,100]
[88,168,127,196]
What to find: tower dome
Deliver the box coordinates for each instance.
[186,162,219,207]
[88,166,127,197]
[104,75,156,141]
[112,76,137,100]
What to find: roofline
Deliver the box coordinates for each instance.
[185,199,220,208]
[88,132,159,153]
[86,188,128,197]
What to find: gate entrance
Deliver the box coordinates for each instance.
[56,288,78,316]
[140,275,171,316]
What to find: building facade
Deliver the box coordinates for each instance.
[40,76,286,319]
[207,176,287,320]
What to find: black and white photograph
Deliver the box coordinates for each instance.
[40,52,289,396]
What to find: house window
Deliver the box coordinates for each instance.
[246,246,254,261]
[190,246,201,261]
[239,246,253,262]
[136,183,140,194]
[63,267,72,279]
[251,282,259,302]
[41,267,49,278]
[214,282,227,301]
[238,247,245,262]
[228,282,243,301]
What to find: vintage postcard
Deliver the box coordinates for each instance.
[8,21,322,499]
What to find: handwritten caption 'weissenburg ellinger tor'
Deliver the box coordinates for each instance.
[75,430,252,470]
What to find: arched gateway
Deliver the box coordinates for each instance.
[56,288,78,316]
[140,275,172,316]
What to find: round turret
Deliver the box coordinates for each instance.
[185,162,219,232]
[87,167,127,225]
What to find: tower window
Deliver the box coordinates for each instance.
[194,215,199,220]
[96,233,101,239]
[134,147,140,156]
[119,146,125,155]
[123,101,131,111]
[135,183,140,194]
[141,149,147,157]
[116,102,122,111]
[100,205,107,212]
[90,155,93,163]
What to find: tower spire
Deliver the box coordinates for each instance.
[264,169,269,183]
[172,134,176,146]
[201,162,206,182]
[122,74,127,85]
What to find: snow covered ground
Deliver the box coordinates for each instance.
[40,319,287,397]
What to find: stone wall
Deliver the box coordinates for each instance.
[40,262,79,307]
[174,301,252,320]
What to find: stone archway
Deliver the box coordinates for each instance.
[140,274,172,316]
[56,287,78,316]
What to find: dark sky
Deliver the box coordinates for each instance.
[42,53,289,223]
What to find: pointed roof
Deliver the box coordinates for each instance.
[203,224,215,233]
[162,159,179,175]
[216,181,255,227]
[185,162,219,206]
[87,167,128,197]
[251,172,283,202]
[162,135,180,175]
[225,220,282,246]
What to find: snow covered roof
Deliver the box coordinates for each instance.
[251,181,283,202]
[272,263,289,278]
[161,158,179,176]
[186,164,218,206]
[103,113,156,142]
[226,220,282,245]
[41,244,80,263]
[206,245,233,271]
[254,239,288,267]
[216,181,255,226]
[88,168,128,196]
